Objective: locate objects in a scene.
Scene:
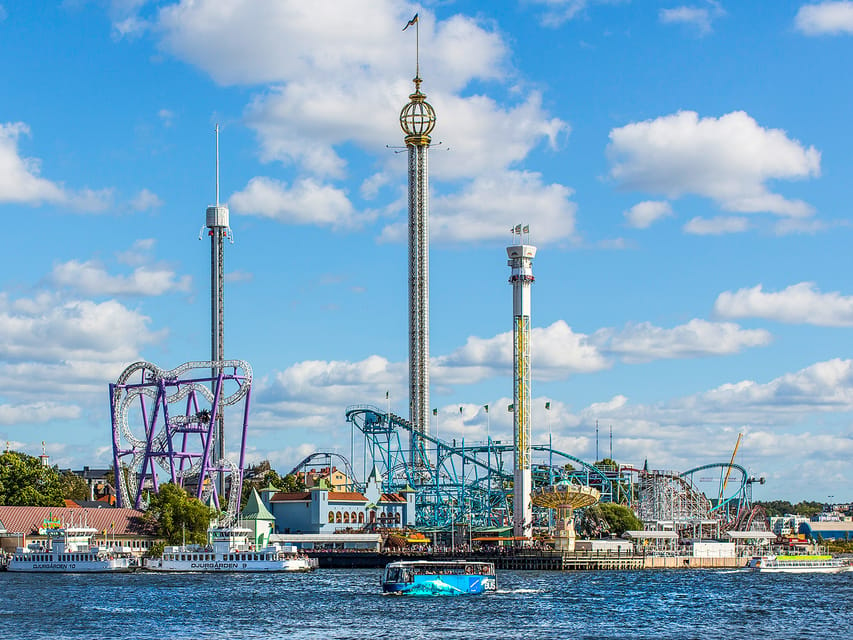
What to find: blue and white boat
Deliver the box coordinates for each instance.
[381,560,497,595]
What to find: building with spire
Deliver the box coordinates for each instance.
[399,46,436,467]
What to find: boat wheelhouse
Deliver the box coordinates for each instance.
[7,525,133,573]
[746,555,849,574]
[143,525,316,572]
[381,560,497,595]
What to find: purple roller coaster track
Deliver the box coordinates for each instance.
[109,359,252,523]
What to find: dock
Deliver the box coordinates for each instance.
[307,549,741,570]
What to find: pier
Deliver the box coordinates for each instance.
[307,549,740,571]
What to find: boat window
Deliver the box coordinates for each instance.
[328,511,334,523]
[336,512,342,523]
[343,512,350,524]
[358,513,364,524]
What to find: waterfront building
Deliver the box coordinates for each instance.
[798,519,853,540]
[260,468,415,534]
[0,506,156,558]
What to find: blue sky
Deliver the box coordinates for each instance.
[2,1,853,502]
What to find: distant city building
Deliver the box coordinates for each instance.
[62,466,115,502]
[261,468,415,534]
[769,514,809,536]
[296,466,351,491]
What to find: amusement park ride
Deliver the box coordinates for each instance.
[108,27,766,542]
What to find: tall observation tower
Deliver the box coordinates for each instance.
[507,225,536,541]
[205,125,231,498]
[400,18,436,465]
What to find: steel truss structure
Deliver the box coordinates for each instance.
[345,405,634,531]
[110,360,252,524]
[633,464,764,537]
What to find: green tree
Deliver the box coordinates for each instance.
[60,471,90,502]
[0,451,63,506]
[585,502,642,536]
[142,482,211,546]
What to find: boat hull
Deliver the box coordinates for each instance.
[383,574,496,595]
[143,558,315,572]
[7,559,132,573]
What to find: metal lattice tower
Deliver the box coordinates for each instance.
[507,228,536,541]
[206,124,231,498]
[400,70,436,465]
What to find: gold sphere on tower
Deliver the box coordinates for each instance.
[400,77,436,144]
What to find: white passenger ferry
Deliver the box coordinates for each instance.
[746,555,850,574]
[143,525,317,572]
[7,525,133,573]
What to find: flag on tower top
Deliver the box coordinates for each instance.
[403,13,418,30]
[483,404,489,413]
[545,401,551,410]
[522,224,529,234]
[514,224,522,234]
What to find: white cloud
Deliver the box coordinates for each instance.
[230,176,369,229]
[0,298,163,365]
[430,92,568,181]
[130,188,163,211]
[381,170,577,244]
[608,111,821,217]
[0,122,114,212]
[625,200,672,228]
[0,402,81,426]
[683,216,750,235]
[156,2,506,89]
[714,282,853,327]
[434,321,609,384]
[528,0,627,27]
[659,2,725,35]
[158,109,175,126]
[593,319,771,363]
[0,122,66,205]
[795,1,853,35]
[49,259,191,297]
[116,238,157,266]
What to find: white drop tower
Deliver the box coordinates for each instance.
[205,124,231,499]
[507,225,536,542]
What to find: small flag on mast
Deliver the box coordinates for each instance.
[545,401,551,410]
[433,408,437,416]
[403,13,418,30]
[483,404,489,413]
[507,403,514,412]
[514,224,522,234]
[522,224,529,234]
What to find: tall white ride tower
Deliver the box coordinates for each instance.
[206,125,231,498]
[507,225,536,541]
[400,17,436,464]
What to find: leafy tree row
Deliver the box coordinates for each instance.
[756,500,827,517]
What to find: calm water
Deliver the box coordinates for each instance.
[1,568,851,639]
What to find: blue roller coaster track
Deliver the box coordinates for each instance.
[345,405,634,529]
